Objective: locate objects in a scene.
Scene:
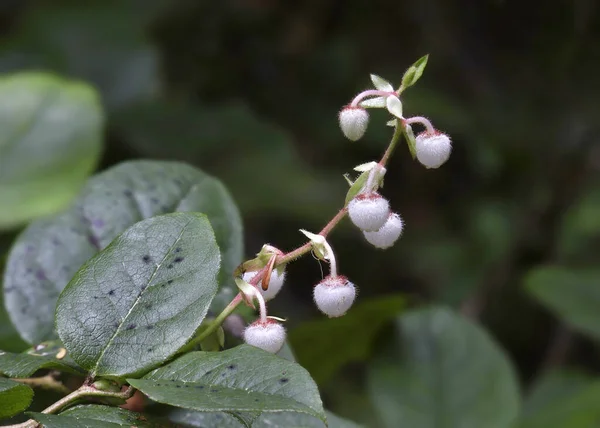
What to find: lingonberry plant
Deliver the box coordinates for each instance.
[0,55,454,427]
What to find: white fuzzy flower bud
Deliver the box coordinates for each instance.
[363,213,404,249]
[243,268,286,301]
[243,320,286,353]
[348,192,390,232]
[313,275,356,318]
[415,131,452,169]
[339,106,369,141]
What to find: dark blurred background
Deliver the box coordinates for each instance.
[1,0,599,424]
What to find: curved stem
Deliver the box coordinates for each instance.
[322,239,338,277]
[404,116,435,134]
[12,374,70,395]
[5,386,134,428]
[276,208,348,267]
[255,291,268,323]
[350,90,394,107]
[379,120,404,167]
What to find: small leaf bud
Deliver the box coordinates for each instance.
[415,131,452,169]
[348,192,390,232]
[313,275,357,318]
[243,319,286,353]
[243,268,286,301]
[363,213,404,249]
[339,106,369,141]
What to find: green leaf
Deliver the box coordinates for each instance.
[400,54,429,91]
[370,74,393,92]
[359,96,386,109]
[290,295,406,384]
[4,160,242,344]
[0,72,103,229]
[344,170,370,205]
[525,266,600,340]
[61,404,173,427]
[55,212,221,379]
[385,96,403,118]
[128,345,325,423]
[367,306,520,428]
[519,370,600,428]
[0,377,33,419]
[168,408,362,428]
[0,347,84,378]
[27,412,123,428]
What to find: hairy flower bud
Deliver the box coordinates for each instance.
[339,106,369,141]
[348,192,390,232]
[243,268,286,301]
[243,319,286,353]
[415,131,452,169]
[363,213,404,249]
[313,275,356,318]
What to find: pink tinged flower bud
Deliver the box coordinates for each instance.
[243,269,286,301]
[415,131,452,169]
[348,192,390,232]
[243,319,286,353]
[363,213,404,249]
[313,275,357,318]
[339,106,369,141]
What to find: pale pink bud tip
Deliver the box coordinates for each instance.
[243,319,286,353]
[348,192,390,232]
[313,275,357,318]
[339,106,369,141]
[243,268,286,301]
[363,212,404,249]
[415,131,452,169]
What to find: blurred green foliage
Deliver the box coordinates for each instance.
[0,0,599,426]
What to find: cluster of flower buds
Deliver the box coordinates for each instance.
[238,56,451,354]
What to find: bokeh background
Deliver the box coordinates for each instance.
[1,0,600,426]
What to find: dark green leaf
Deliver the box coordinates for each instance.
[0,72,103,229]
[0,347,84,377]
[56,212,221,379]
[4,160,242,344]
[0,377,33,419]
[525,266,600,340]
[61,404,173,427]
[290,295,405,384]
[519,369,600,428]
[400,54,429,91]
[367,306,520,428]
[128,345,325,422]
[27,412,122,428]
